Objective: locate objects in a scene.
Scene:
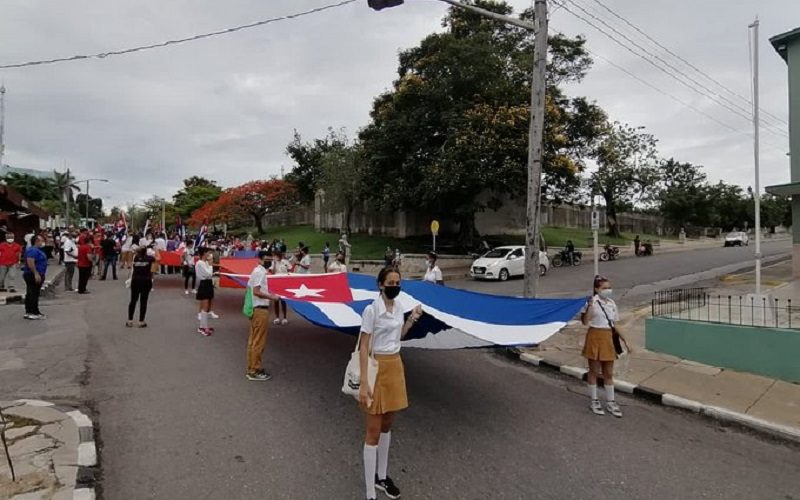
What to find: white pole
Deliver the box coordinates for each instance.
[0,85,5,172]
[751,18,762,296]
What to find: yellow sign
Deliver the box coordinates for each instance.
[431,220,440,235]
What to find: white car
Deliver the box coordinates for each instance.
[470,245,550,281]
[724,231,749,247]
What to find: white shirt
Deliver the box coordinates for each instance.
[195,260,214,280]
[328,261,347,273]
[181,247,195,266]
[62,238,78,263]
[248,265,271,308]
[585,296,618,329]
[271,259,291,275]
[361,298,404,355]
[121,236,133,252]
[295,254,311,274]
[423,265,442,283]
[155,237,167,251]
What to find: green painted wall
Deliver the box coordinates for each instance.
[646,318,800,383]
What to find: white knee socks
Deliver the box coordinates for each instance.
[199,311,208,329]
[588,384,598,400]
[606,385,615,402]
[377,432,391,480]
[364,443,377,499]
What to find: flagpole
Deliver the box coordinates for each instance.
[161,200,166,236]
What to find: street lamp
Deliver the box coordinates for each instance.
[74,178,109,227]
[367,0,547,297]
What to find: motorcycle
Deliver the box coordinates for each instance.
[551,249,582,268]
[635,242,654,257]
[599,244,619,262]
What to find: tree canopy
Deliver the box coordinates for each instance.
[172,176,223,219]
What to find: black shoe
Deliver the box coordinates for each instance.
[375,476,400,499]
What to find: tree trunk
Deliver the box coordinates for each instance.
[253,212,265,235]
[457,211,479,249]
[344,200,354,236]
[603,194,621,238]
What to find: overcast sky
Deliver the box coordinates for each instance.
[0,0,796,210]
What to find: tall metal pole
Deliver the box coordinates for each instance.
[65,164,71,227]
[751,18,762,295]
[523,0,548,298]
[0,85,6,171]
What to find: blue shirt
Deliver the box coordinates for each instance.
[22,246,48,276]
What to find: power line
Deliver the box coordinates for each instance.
[557,0,789,141]
[589,0,788,127]
[0,0,357,70]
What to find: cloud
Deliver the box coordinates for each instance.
[0,0,796,211]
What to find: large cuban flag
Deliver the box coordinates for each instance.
[219,260,586,350]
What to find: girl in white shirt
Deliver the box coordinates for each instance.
[359,267,423,500]
[580,275,630,418]
[422,251,444,285]
[269,251,291,325]
[195,249,217,336]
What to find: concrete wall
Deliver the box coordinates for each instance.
[646,317,800,383]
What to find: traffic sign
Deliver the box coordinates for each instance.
[431,220,440,235]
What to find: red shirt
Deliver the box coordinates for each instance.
[0,241,22,266]
[77,243,93,268]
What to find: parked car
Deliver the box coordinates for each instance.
[470,245,550,281]
[724,231,749,247]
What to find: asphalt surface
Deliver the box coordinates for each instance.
[1,242,798,499]
[453,239,792,306]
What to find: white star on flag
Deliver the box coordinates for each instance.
[285,284,326,298]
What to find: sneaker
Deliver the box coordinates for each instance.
[273,318,281,325]
[191,289,197,294]
[209,311,220,319]
[281,318,288,325]
[590,399,605,416]
[246,371,272,381]
[606,401,623,418]
[198,328,212,337]
[23,313,35,320]
[375,476,401,499]
[185,290,190,295]
[34,313,46,320]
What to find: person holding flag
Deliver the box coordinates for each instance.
[245,250,281,381]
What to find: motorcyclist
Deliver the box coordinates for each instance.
[565,240,576,266]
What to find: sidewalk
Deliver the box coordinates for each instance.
[0,400,97,499]
[575,234,790,258]
[519,259,800,441]
[0,264,65,306]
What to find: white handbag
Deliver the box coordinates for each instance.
[342,329,379,402]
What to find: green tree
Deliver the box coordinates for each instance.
[318,131,367,235]
[356,0,606,244]
[142,196,178,231]
[75,194,103,220]
[657,158,713,228]
[705,182,749,231]
[172,176,222,219]
[285,129,348,205]
[590,122,660,237]
[1,172,57,202]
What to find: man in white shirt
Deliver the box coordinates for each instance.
[293,246,312,274]
[62,231,78,292]
[246,251,281,381]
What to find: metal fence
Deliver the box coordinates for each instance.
[651,288,800,330]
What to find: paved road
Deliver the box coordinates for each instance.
[1,243,798,499]
[452,239,791,306]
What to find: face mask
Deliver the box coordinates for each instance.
[599,289,613,299]
[6,239,13,244]
[383,286,401,300]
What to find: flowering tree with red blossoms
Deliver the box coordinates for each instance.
[189,179,298,234]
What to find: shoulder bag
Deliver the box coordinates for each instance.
[596,299,624,356]
[342,307,379,401]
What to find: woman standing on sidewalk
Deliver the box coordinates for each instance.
[127,246,155,328]
[195,248,217,336]
[580,275,630,418]
[358,267,423,500]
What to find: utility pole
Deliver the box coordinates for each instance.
[750,18,762,296]
[522,0,548,298]
[0,84,6,171]
[65,164,71,227]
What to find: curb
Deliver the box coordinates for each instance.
[507,350,800,444]
[9,399,99,499]
[0,267,64,306]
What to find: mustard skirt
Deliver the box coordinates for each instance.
[367,354,408,415]
[582,327,617,362]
